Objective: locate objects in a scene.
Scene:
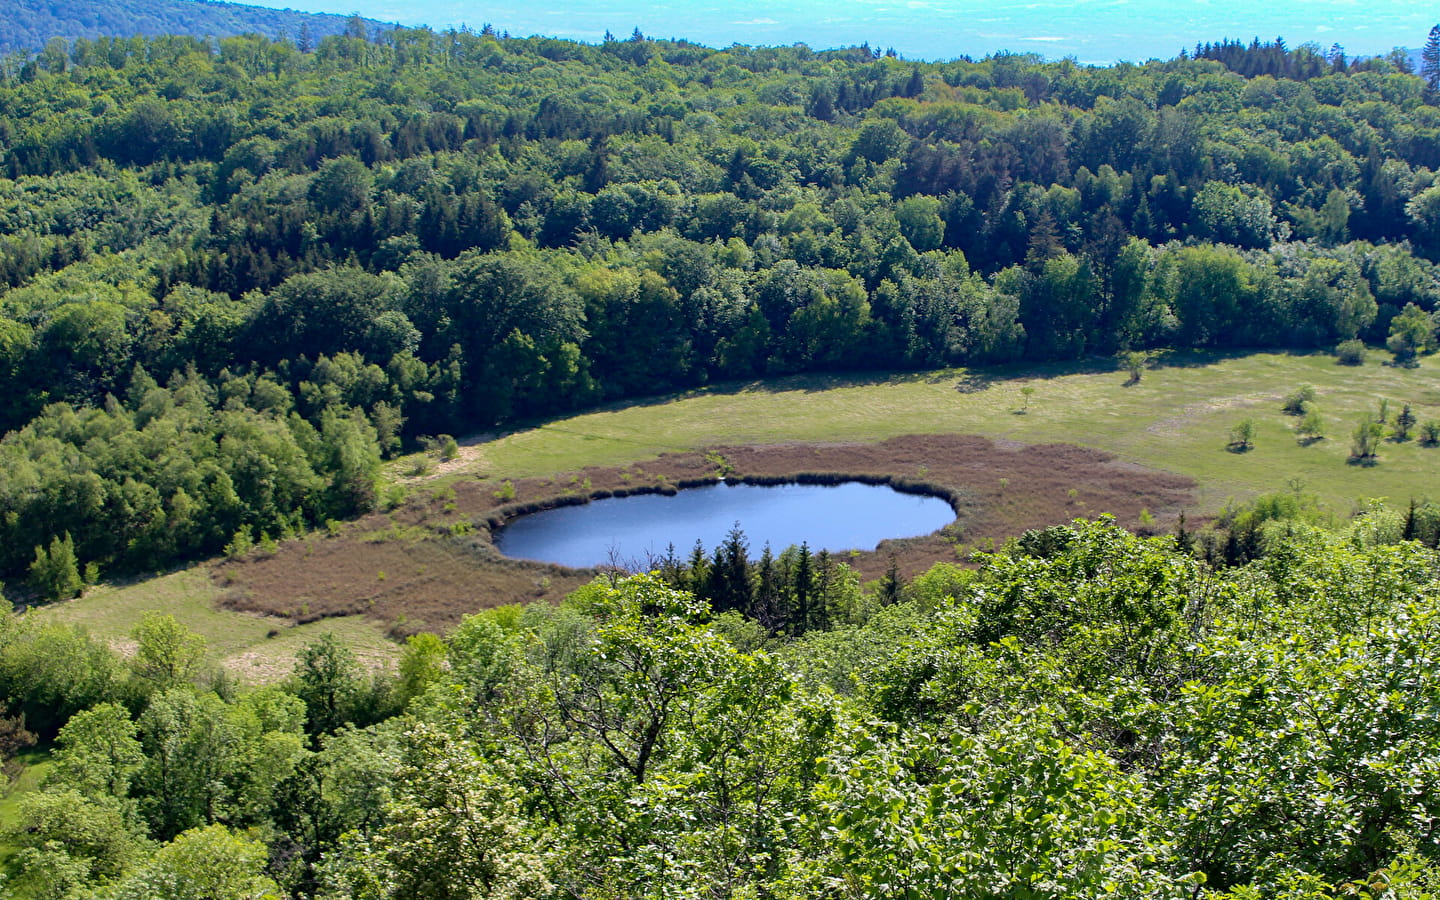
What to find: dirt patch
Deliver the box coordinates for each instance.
[215,435,1195,634]
[214,534,593,637]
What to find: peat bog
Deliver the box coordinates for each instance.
[214,434,1196,634]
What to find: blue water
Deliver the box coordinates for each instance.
[493,481,955,569]
[280,0,1432,64]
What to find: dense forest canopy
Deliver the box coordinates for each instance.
[0,0,395,56]
[5,515,1440,898]
[0,26,1437,586]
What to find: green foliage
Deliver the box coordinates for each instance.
[0,614,127,738]
[1387,302,1439,364]
[290,633,370,739]
[129,612,207,693]
[5,787,150,898]
[1228,418,1256,451]
[29,532,82,602]
[0,0,388,55]
[105,823,280,900]
[1351,415,1384,461]
[394,632,446,708]
[1295,408,1325,442]
[2,518,1440,896]
[1334,338,1367,365]
[1421,420,1440,446]
[1281,384,1316,415]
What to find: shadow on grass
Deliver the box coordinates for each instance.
[1346,456,1380,467]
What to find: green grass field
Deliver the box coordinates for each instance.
[413,349,1440,516]
[30,567,399,684]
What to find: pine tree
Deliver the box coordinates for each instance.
[1424,25,1440,91]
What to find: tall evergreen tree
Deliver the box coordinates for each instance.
[1423,25,1440,91]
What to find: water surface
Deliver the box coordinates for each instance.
[494,481,954,569]
[290,0,1432,65]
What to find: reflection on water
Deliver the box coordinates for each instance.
[494,480,955,569]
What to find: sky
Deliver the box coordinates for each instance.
[276,0,1433,64]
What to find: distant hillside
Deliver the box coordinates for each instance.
[0,0,395,55]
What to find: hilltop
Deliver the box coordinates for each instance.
[0,0,394,55]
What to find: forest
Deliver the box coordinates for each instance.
[1,22,1439,897]
[0,28,1437,588]
[5,514,1440,898]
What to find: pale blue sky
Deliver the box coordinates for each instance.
[285,0,1433,63]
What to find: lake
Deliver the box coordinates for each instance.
[493,481,955,569]
[293,0,1432,65]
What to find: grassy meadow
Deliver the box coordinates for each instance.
[419,349,1440,516]
[29,567,399,683]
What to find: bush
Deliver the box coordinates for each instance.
[1281,385,1315,415]
[1350,417,1382,462]
[1335,339,1366,365]
[1295,409,1324,442]
[1420,421,1440,447]
[1284,383,1319,414]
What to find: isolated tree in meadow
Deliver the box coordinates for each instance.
[1228,418,1256,452]
[1019,384,1036,411]
[1351,416,1383,462]
[1395,403,1417,441]
[1121,350,1150,385]
[1282,384,1316,415]
[1296,409,1325,443]
[1422,421,1440,447]
[1335,338,1366,365]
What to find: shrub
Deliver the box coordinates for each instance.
[1281,385,1315,415]
[1350,417,1382,462]
[1335,339,1366,365]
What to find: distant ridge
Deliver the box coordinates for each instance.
[0,0,396,56]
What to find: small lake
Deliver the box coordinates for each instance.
[493,481,955,569]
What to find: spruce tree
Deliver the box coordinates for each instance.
[1424,25,1440,91]
[29,532,81,602]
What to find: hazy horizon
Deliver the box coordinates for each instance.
[259,0,1433,64]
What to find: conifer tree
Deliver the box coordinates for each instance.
[29,532,82,602]
[1424,25,1440,91]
